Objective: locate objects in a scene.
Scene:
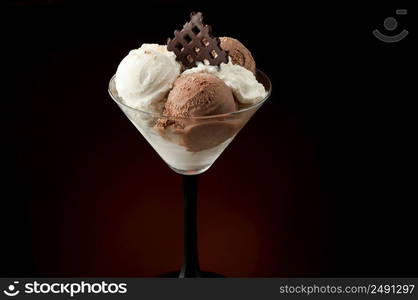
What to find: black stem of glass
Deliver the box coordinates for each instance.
[179,175,201,278]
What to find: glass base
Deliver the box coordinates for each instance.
[159,271,224,278]
[168,164,211,175]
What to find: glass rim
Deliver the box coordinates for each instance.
[108,68,272,120]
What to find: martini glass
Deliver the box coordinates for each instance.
[108,70,271,277]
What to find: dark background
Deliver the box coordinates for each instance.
[3,0,416,277]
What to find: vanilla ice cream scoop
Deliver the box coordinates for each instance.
[182,61,267,105]
[217,62,266,104]
[115,44,181,112]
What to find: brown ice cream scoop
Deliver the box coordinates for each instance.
[219,37,256,74]
[164,73,236,117]
[156,73,239,152]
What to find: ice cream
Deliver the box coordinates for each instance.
[182,61,267,105]
[156,73,238,152]
[163,73,236,117]
[217,62,266,104]
[110,12,270,173]
[219,37,256,74]
[115,44,181,112]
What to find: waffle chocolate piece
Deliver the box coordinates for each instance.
[167,12,228,68]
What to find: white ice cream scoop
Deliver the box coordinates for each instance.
[182,60,267,105]
[115,44,181,113]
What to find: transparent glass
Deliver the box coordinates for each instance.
[108,70,272,175]
[108,69,271,277]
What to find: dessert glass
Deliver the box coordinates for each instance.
[108,70,271,277]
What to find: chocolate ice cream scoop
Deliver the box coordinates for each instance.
[164,73,236,117]
[156,73,240,152]
[219,37,256,74]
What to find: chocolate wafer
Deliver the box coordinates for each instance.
[167,12,228,68]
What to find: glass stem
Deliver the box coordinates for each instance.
[179,175,201,278]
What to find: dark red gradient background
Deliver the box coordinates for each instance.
[13,49,327,276]
[4,0,416,277]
